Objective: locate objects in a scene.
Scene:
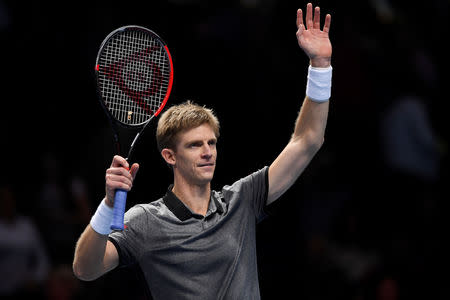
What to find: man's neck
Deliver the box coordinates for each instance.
[171,179,211,216]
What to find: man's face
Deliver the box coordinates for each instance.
[172,123,217,186]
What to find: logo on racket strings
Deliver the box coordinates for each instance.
[102,46,163,115]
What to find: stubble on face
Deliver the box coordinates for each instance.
[172,124,218,186]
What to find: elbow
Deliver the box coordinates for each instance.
[292,126,325,147]
[309,132,325,153]
[306,136,325,158]
[315,136,325,152]
[72,261,99,282]
[308,139,324,157]
[72,262,89,281]
[293,134,324,154]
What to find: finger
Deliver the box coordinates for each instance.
[107,166,132,177]
[130,163,140,181]
[106,173,132,186]
[106,173,133,191]
[306,3,313,29]
[296,9,304,29]
[313,6,320,30]
[111,155,129,169]
[323,13,331,33]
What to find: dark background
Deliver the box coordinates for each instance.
[1,0,449,299]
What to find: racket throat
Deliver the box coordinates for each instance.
[112,131,122,156]
[126,132,141,160]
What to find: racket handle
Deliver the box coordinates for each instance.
[110,189,127,230]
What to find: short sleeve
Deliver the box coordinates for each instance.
[108,205,148,267]
[224,166,269,223]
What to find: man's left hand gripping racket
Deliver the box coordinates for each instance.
[95,25,173,230]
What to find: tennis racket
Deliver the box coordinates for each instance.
[95,25,174,230]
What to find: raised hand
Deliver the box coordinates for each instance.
[105,155,139,207]
[296,3,332,67]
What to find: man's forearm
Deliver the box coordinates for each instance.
[291,95,329,146]
[72,225,117,281]
[291,54,331,144]
[268,95,329,204]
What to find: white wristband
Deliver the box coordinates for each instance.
[90,199,114,235]
[306,65,332,102]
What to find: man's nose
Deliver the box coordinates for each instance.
[201,145,213,158]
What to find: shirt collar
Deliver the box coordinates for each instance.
[163,185,224,221]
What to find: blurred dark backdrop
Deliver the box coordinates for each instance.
[1,0,449,299]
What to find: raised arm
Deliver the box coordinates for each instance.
[73,155,139,281]
[72,223,120,281]
[268,3,332,204]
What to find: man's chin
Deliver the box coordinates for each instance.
[196,172,215,185]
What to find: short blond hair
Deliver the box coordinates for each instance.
[156,101,220,152]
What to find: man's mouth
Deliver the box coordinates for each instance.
[198,163,215,167]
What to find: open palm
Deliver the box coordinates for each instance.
[296,3,332,66]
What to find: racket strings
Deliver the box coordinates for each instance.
[98,29,171,125]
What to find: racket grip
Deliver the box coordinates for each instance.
[110,189,127,230]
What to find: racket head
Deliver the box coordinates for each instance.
[95,25,173,128]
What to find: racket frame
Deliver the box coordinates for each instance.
[93,25,174,230]
[94,25,173,158]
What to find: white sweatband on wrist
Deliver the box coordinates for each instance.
[306,65,332,102]
[90,199,114,235]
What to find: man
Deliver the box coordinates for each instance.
[73,3,332,299]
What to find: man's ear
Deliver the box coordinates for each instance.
[161,148,176,167]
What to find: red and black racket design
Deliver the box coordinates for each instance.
[95,25,173,230]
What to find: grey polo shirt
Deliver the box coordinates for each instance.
[108,166,269,300]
